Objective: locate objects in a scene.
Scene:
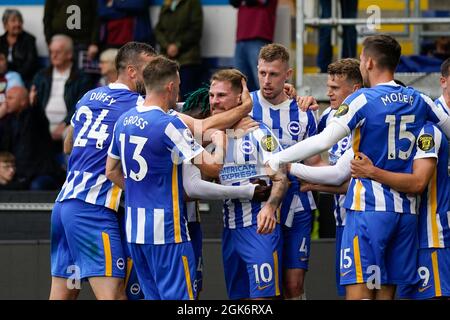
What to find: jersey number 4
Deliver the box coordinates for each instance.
[73,106,110,149]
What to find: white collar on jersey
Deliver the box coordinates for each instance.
[439,95,450,110]
[108,82,131,90]
[136,105,165,113]
[375,80,399,87]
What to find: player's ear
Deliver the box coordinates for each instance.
[286,68,293,80]
[167,81,174,92]
[353,83,362,92]
[440,76,447,89]
[367,57,374,70]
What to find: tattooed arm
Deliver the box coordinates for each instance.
[257,164,289,234]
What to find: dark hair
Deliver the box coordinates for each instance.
[441,57,450,78]
[362,34,401,72]
[327,58,362,85]
[182,86,211,119]
[210,68,246,92]
[2,9,23,25]
[259,43,290,64]
[0,151,15,163]
[115,42,157,72]
[143,55,179,91]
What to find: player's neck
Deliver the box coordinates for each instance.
[143,94,170,112]
[443,90,450,108]
[262,91,289,106]
[369,71,394,87]
[115,76,133,91]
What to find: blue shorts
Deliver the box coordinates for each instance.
[188,221,203,293]
[340,210,418,286]
[128,241,197,300]
[281,210,312,270]
[222,225,282,300]
[335,225,346,296]
[117,208,144,300]
[51,199,126,280]
[397,248,450,299]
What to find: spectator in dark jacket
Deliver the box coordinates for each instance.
[155,0,203,101]
[0,8,39,88]
[44,0,99,61]
[30,34,93,153]
[0,87,64,190]
[98,0,155,49]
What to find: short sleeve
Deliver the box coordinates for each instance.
[330,91,368,134]
[163,116,204,163]
[414,124,441,160]
[107,122,121,159]
[252,126,283,164]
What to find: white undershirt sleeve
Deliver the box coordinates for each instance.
[289,148,353,185]
[267,121,349,171]
[182,163,256,200]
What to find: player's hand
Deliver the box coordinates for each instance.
[251,179,272,202]
[231,116,258,138]
[264,161,278,178]
[297,95,319,112]
[167,43,179,58]
[350,152,374,179]
[239,78,253,114]
[210,129,227,150]
[256,205,277,234]
[300,180,316,193]
[284,83,297,99]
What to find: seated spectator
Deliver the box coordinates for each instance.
[30,34,93,155]
[0,52,25,90]
[98,48,118,86]
[0,151,27,190]
[0,87,64,190]
[0,8,39,88]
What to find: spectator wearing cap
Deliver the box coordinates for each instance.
[0,8,39,88]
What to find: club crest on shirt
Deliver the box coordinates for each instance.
[334,104,349,117]
[183,128,193,141]
[287,121,301,136]
[417,133,434,151]
[261,135,278,152]
[239,140,255,155]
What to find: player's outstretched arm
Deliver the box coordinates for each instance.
[351,152,436,194]
[267,121,348,171]
[178,79,254,136]
[300,180,349,195]
[289,148,353,186]
[105,156,125,190]
[257,164,289,234]
[182,163,256,200]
